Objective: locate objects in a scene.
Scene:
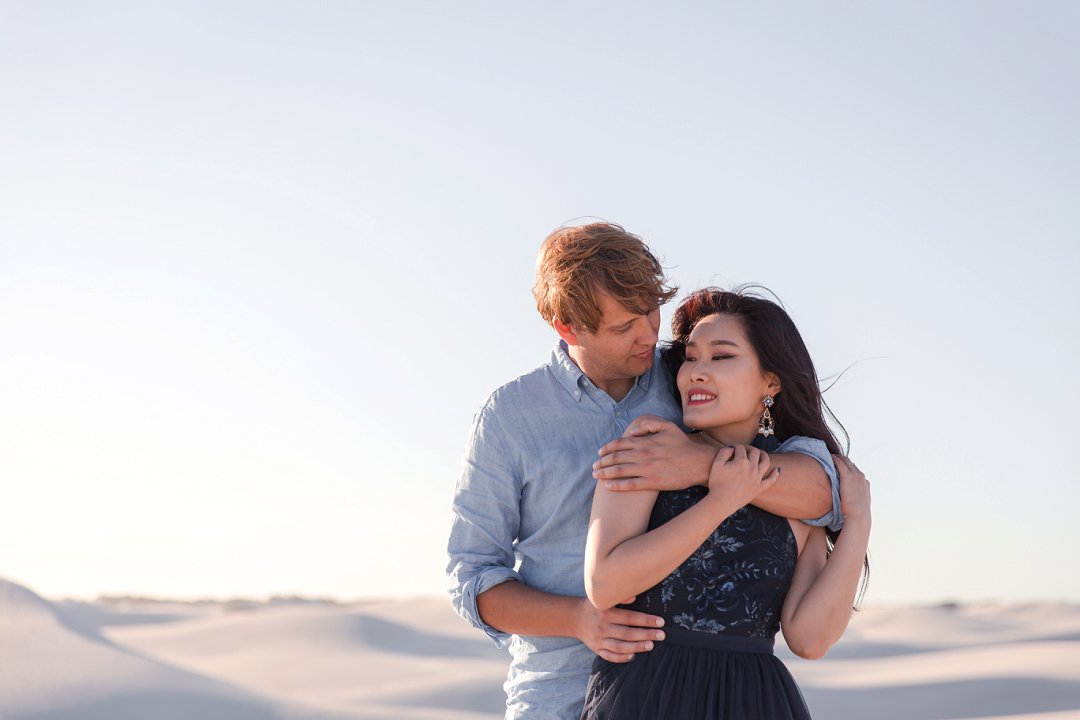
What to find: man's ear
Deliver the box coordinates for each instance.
[553,319,579,346]
[764,371,782,397]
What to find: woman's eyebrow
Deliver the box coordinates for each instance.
[687,339,740,348]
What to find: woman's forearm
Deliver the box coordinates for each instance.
[782,516,871,659]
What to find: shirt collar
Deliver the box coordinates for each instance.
[550,341,586,401]
[637,349,657,392]
[549,341,658,401]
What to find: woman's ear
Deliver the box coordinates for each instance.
[764,371,782,396]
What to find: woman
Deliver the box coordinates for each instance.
[580,287,871,720]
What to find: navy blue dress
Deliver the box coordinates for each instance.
[580,438,812,719]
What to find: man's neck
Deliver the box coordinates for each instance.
[566,346,635,402]
[592,377,634,402]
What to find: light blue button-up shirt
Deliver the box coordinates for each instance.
[447,341,842,719]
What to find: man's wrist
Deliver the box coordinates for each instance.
[570,596,590,640]
[695,443,720,486]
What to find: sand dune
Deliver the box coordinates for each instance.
[2,577,1079,719]
[0,579,341,720]
[104,600,507,718]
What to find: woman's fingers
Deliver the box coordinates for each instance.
[835,454,868,482]
[834,454,872,518]
[762,466,780,486]
[727,444,750,466]
[755,448,771,477]
[716,445,736,463]
[732,445,772,481]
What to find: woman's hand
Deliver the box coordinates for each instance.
[833,455,871,525]
[705,444,779,512]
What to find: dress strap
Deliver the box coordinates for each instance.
[662,626,775,653]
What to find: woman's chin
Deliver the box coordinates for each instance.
[683,407,718,430]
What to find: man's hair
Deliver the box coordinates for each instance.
[532,222,677,333]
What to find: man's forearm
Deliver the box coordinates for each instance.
[750,453,831,519]
[477,580,582,638]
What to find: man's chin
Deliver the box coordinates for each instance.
[628,356,654,375]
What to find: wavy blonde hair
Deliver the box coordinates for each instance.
[533,222,677,333]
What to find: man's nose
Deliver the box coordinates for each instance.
[637,319,659,344]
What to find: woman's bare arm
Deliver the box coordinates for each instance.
[779,457,871,659]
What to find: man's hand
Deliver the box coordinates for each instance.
[593,415,717,492]
[574,597,666,663]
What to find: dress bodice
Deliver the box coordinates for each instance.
[583,434,815,720]
[622,487,799,639]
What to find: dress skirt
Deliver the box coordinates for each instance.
[580,627,811,720]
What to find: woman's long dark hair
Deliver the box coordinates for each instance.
[662,285,868,606]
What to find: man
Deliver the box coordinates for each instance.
[447,222,842,719]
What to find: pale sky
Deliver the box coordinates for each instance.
[2,2,1078,605]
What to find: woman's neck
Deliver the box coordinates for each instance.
[699,422,757,447]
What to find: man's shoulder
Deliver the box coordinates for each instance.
[478,363,558,415]
[466,359,578,449]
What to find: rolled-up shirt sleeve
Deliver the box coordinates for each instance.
[447,403,524,648]
[774,435,844,531]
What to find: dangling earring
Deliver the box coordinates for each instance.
[758,395,775,437]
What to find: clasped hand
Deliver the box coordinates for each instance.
[705,444,779,509]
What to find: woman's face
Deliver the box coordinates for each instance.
[677,313,780,443]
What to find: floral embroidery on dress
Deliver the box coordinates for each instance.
[624,486,798,639]
[673,613,727,633]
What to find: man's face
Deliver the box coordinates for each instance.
[567,291,661,385]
